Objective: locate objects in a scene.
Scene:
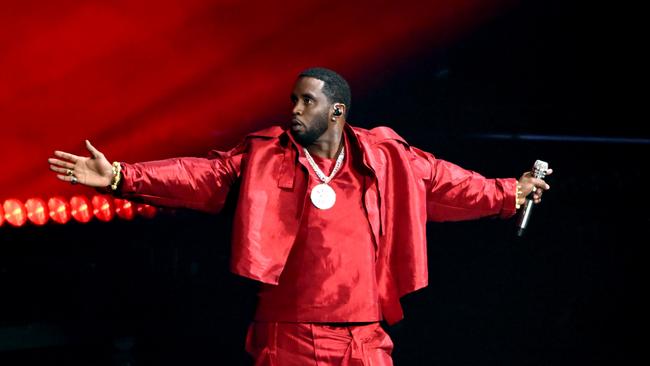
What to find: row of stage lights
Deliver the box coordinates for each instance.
[1,196,157,228]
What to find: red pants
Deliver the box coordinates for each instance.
[245,322,394,366]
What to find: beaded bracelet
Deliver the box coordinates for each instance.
[110,161,122,191]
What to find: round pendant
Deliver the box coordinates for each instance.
[310,183,336,210]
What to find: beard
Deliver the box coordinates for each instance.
[292,112,329,147]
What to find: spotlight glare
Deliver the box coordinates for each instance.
[92,195,115,222]
[114,198,135,220]
[136,203,157,218]
[25,198,49,226]
[3,199,27,227]
[48,196,71,224]
[70,195,93,223]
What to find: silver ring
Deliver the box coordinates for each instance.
[70,176,78,185]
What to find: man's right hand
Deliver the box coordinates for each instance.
[48,140,114,188]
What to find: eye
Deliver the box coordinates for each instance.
[303,97,313,105]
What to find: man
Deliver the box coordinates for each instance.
[48,67,551,365]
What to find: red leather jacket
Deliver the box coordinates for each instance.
[120,124,517,324]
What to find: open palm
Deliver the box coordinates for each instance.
[48,140,114,188]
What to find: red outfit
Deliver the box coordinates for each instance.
[119,124,517,324]
[245,322,393,366]
[255,133,380,323]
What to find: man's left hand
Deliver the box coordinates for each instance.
[517,168,553,206]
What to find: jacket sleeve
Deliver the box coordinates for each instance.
[117,142,246,214]
[410,147,517,222]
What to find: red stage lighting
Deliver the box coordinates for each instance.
[92,195,115,222]
[0,204,4,227]
[25,198,49,226]
[3,199,28,227]
[136,203,157,219]
[114,198,135,220]
[70,195,93,223]
[48,197,72,224]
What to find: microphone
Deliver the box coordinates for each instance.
[516,160,549,237]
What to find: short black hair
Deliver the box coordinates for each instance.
[298,67,351,117]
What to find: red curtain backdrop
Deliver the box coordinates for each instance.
[0,0,513,201]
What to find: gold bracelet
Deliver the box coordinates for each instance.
[110,161,122,191]
[515,183,523,209]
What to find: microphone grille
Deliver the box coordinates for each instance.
[532,160,549,179]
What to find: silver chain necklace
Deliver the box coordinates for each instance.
[303,146,345,210]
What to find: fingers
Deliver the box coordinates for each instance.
[523,181,547,196]
[85,140,104,159]
[56,174,78,184]
[48,158,75,169]
[53,150,81,163]
[518,167,552,205]
[532,177,550,191]
[50,165,72,175]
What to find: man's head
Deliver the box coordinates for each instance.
[298,67,351,117]
[290,67,351,146]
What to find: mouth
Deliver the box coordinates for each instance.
[291,118,304,130]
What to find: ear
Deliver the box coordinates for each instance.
[332,103,346,118]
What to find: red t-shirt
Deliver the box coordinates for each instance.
[254,135,381,322]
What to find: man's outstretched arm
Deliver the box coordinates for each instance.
[48,140,244,214]
[409,147,552,222]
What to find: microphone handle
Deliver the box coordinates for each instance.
[516,197,534,237]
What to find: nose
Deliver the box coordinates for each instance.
[292,102,302,116]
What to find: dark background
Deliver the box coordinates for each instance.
[1,1,641,365]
